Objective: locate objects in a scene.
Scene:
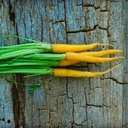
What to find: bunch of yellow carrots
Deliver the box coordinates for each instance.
[0,36,124,77]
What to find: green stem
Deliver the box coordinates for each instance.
[0,67,53,74]
[23,53,66,60]
[0,60,59,67]
[0,42,51,49]
[3,35,40,43]
[0,49,43,60]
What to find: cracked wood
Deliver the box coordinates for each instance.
[0,0,127,128]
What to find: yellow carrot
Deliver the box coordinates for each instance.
[80,49,122,57]
[53,64,121,77]
[65,52,124,63]
[51,43,113,53]
[58,49,123,66]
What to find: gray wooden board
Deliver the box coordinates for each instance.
[0,0,127,127]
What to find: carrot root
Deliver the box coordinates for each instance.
[66,52,124,63]
[51,43,113,53]
[58,50,123,66]
[53,64,121,77]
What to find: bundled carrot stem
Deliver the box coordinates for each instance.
[0,35,124,78]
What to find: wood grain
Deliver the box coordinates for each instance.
[0,0,127,127]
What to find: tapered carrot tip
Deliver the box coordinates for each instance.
[81,50,123,57]
[97,43,114,48]
[53,64,121,77]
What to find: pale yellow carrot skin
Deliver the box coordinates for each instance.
[53,64,121,77]
[51,43,113,53]
[65,52,124,63]
[80,50,122,57]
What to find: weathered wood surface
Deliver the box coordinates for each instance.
[0,0,127,127]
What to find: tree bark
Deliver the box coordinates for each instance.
[0,0,127,128]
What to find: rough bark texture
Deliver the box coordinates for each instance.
[0,0,127,128]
